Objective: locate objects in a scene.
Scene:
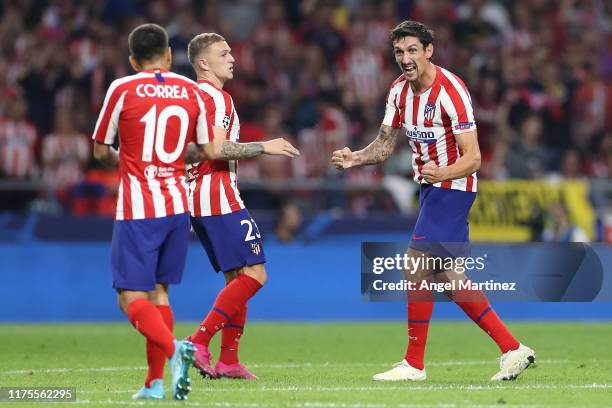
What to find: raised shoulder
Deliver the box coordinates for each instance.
[198,81,229,100]
[389,74,407,91]
[162,72,199,87]
[198,82,231,113]
[438,67,470,96]
[106,72,150,94]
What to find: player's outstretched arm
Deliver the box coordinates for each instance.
[188,126,299,163]
[331,124,400,170]
[93,141,119,167]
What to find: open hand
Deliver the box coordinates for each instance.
[263,138,300,157]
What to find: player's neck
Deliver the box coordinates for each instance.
[199,73,225,89]
[138,59,170,72]
[410,62,436,95]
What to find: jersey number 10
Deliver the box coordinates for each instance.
[140,105,189,164]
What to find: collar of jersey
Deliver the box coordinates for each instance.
[415,64,441,96]
[197,79,221,89]
[143,68,169,73]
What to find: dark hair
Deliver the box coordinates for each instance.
[390,21,434,49]
[187,33,226,66]
[128,23,168,63]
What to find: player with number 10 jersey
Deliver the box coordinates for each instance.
[92,23,208,400]
[93,63,204,221]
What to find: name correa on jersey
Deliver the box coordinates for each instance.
[135,84,189,99]
[383,65,478,192]
[92,69,208,220]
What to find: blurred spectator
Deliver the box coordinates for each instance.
[41,110,90,211]
[0,0,610,216]
[558,149,583,179]
[588,134,612,179]
[337,18,384,106]
[542,202,589,242]
[268,202,303,244]
[258,106,297,181]
[506,114,550,179]
[0,95,37,179]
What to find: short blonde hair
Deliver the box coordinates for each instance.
[187,33,226,66]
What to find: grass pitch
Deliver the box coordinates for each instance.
[0,322,611,407]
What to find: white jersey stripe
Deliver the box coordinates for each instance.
[219,177,232,214]
[382,80,406,127]
[128,173,145,219]
[148,178,167,218]
[188,180,196,215]
[166,177,185,215]
[414,91,431,164]
[198,174,212,215]
[103,91,127,144]
[199,83,227,126]
[194,91,210,144]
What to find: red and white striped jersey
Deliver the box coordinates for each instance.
[92,69,208,220]
[382,65,478,192]
[0,119,37,179]
[42,132,90,188]
[187,80,245,217]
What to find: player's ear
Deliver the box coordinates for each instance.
[166,47,172,67]
[198,56,209,72]
[128,55,140,72]
[425,43,433,60]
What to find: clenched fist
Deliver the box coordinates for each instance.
[331,147,354,170]
[421,161,448,184]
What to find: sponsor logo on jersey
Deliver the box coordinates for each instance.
[144,164,158,179]
[406,126,436,144]
[136,84,189,99]
[144,165,176,179]
[251,242,261,255]
[454,121,474,130]
[424,103,436,121]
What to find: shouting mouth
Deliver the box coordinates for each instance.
[403,64,417,75]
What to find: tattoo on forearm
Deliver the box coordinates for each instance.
[357,125,399,165]
[220,141,265,160]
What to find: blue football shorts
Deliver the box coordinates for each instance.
[191,208,266,273]
[111,213,190,291]
[409,184,477,258]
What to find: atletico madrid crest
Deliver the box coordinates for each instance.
[424,103,436,122]
[251,242,261,255]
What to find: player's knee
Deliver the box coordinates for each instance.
[241,264,267,286]
[117,292,130,314]
[148,284,170,305]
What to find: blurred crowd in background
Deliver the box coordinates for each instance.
[0,0,610,218]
